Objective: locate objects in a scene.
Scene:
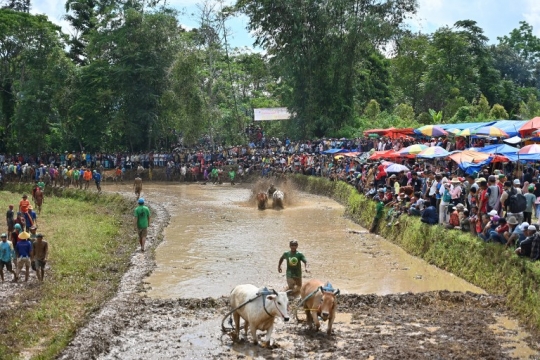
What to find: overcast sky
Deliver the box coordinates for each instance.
[31,0,540,49]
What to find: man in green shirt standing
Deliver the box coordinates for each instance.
[134,198,151,252]
[370,189,385,233]
[278,240,308,299]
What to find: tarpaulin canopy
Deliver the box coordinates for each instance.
[363,127,415,138]
[322,148,348,154]
[437,122,495,131]
[476,144,519,155]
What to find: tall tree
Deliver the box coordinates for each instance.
[236,0,417,137]
[0,9,69,152]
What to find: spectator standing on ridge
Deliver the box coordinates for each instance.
[134,198,151,252]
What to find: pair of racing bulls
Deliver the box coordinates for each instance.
[257,190,284,210]
[226,279,340,346]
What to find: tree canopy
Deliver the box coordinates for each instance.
[1,1,540,152]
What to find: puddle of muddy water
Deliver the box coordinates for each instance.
[490,315,540,359]
[107,182,485,299]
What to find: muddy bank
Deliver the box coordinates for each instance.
[58,193,170,360]
[93,291,538,360]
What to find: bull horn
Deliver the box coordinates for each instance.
[273,289,278,295]
[333,289,340,296]
[285,289,293,294]
[318,286,323,292]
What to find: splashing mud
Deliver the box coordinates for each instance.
[248,178,297,207]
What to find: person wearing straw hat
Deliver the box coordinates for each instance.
[504,217,526,248]
[15,231,32,282]
[450,178,462,207]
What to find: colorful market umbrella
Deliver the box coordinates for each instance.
[474,126,509,138]
[398,144,428,155]
[456,128,477,137]
[416,125,448,137]
[519,117,540,136]
[416,146,450,158]
[517,144,540,155]
[385,163,410,173]
[446,128,462,136]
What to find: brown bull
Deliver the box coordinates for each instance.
[256,193,268,210]
[300,279,340,335]
[101,169,117,182]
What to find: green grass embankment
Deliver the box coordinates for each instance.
[0,184,136,360]
[292,175,540,334]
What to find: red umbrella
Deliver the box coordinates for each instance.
[518,144,540,154]
[519,117,540,136]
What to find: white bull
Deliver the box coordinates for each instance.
[272,190,284,209]
[230,284,290,346]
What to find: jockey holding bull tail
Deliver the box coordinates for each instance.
[278,240,308,300]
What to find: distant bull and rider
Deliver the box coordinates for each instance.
[257,184,285,210]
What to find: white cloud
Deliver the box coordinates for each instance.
[523,0,540,36]
[32,0,75,36]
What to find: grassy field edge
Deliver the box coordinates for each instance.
[0,184,139,360]
[291,175,540,335]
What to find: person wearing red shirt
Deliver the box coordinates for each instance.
[478,180,488,216]
[19,194,33,230]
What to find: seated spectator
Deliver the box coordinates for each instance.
[488,217,508,244]
[468,206,479,236]
[446,203,465,229]
[459,210,470,232]
[479,214,497,242]
[515,225,538,257]
[421,206,438,225]
[504,217,526,248]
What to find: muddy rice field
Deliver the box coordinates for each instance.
[58,181,540,360]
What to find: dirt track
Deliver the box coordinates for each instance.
[62,291,539,360]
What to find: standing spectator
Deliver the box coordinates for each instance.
[32,233,48,282]
[15,231,32,282]
[370,190,385,233]
[6,205,14,241]
[134,198,151,252]
[524,186,536,224]
[0,233,16,282]
[93,170,102,192]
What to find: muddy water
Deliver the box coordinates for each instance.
[131,183,484,298]
[85,182,540,360]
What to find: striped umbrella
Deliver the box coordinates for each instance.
[398,144,428,155]
[518,144,540,155]
[456,128,477,137]
[446,128,462,136]
[416,146,450,158]
[416,125,448,137]
[474,126,509,138]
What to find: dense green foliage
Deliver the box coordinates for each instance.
[2,1,540,150]
[292,175,540,335]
